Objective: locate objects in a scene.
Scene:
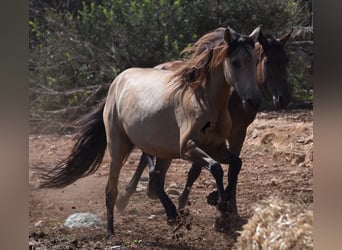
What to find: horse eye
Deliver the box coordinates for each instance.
[231,60,240,67]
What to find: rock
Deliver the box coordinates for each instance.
[294,153,306,164]
[148,214,156,220]
[260,133,275,144]
[136,183,146,192]
[64,212,104,228]
[107,246,124,250]
[34,220,44,227]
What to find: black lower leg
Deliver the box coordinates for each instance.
[208,162,226,213]
[125,153,148,192]
[179,162,202,209]
[225,153,242,213]
[150,171,178,220]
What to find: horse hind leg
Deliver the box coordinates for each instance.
[178,162,202,210]
[116,153,149,211]
[105,136,134,237]
[149,158,179,223]
[144,153,160,200]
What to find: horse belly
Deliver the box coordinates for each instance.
[115,69,181,158]
[126,111,180,159]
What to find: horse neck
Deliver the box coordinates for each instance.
[256,43,266,88]
[203,64,231,114]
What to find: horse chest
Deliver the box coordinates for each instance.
[196,120,229,147]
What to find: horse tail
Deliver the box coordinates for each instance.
[38,98,107,188]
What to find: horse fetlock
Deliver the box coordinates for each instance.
[106,219,114,237]
[146,186,159,200]
[173,209,193,232]
[167,217,178,226]
[178,192,189,210]
[217,200,227,214]
[227,201,238,214]
[115,196,128,211]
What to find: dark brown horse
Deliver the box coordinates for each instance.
[116,28,292,216]
[38,26,262,236]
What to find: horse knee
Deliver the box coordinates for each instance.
[209,162,224,179]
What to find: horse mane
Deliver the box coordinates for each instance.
[169,28,227,91]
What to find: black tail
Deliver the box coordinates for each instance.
[38,99,107,188]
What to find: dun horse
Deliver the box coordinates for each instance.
[38,26,262,236]
[116,28,292,215]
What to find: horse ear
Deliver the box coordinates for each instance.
[257,29,268,49]
[224,27,237,44]
[278,28,293,45]
[249,26,261,43]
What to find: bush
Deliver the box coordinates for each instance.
[29,0,311,133]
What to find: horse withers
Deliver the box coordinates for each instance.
[37,26,262,236]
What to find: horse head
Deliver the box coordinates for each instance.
[257,29,292,109]
[223,26,262,114]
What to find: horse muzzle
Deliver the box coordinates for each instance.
[242,96,262,114]
[273,94,291,109]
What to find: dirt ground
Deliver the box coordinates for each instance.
[29,110,313,249]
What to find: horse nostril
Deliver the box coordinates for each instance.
[279,96,284,107]
[247,99,255,107]
[246,98,260,111]
[278,95,290,109]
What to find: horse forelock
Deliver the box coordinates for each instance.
[228,36,255,61]
[258,35,287,62]
[262,33,286,52]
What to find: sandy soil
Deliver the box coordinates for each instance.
[29,110,313,249]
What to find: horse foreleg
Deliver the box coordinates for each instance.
[181,140,227,214]
[178,162,202,210]
[225,154,242,214]
[225,128,246,214]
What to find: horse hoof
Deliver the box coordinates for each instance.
[115,196,128,212]
[106,232,114,239]
[178,195,191,210]
[146,188,159,200]
[170,210,193,232]
[207,191,219,206]
[167,217,177,226]
[214,214,230,232]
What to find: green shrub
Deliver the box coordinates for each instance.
[29,0,311,133]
